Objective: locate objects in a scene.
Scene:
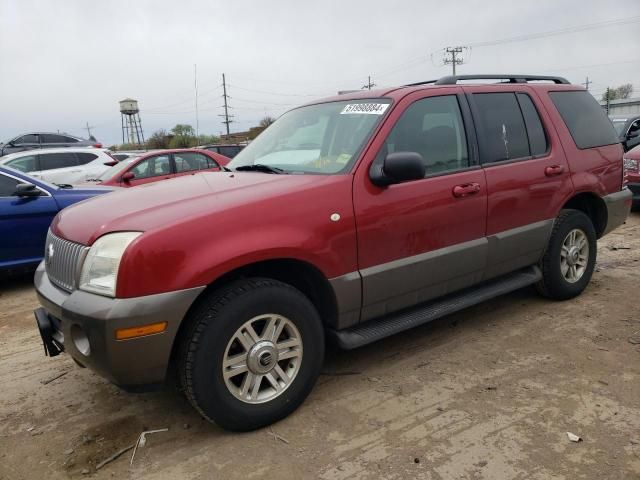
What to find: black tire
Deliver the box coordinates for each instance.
[179,278,324,431]
[536,209,597,300]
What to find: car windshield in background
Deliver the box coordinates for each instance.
[228,99,391,174]
[611,119,628,136]
[97,157,136,180]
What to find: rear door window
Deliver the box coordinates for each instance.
[549,91,619,149]
[174,152,213,172]
[40,134,69,144]
[39,152,79,170]
[472,92,530,163]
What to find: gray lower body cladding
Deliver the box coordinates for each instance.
[330,219,553,328]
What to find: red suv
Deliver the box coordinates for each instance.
[34,74,632,431]
[95,148,229,187]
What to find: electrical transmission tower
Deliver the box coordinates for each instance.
[443,47,467,75]
[362,76,376,90]
[219,73,234,137]
[582,76,592,90]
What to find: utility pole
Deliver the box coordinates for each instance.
[582,76,592,90]
[443,47,465,76]
[194,64,199,139]
[220,73,233,137]
[362,75,376,90]
[84,121,95,138]
[605,87,611,114]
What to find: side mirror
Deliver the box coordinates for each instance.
[369,152,426,187]
[14,183,42,197]
[121,172,135,182]
[103,160,118,167]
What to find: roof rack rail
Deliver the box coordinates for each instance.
[406,74,570,87]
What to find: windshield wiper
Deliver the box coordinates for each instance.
[220,166,232,172]
[234,164,287,174]
[54,183,73,189]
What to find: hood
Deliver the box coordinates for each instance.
[52,172,345,245]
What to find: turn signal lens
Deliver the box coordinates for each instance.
[115,322,167,340]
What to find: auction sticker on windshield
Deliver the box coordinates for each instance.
[340,103,389,115]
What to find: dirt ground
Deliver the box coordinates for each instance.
[1,214,639,480]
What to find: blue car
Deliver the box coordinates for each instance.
[0,166,113,273]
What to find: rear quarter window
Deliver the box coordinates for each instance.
[549,91,619,149]
[76,152,98,165]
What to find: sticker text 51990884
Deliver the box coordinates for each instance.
[340,103,389,115]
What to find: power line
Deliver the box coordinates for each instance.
[468,15,640,48]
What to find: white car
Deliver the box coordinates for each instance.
[0,147,117,184]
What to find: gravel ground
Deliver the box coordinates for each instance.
[1,213,639,480]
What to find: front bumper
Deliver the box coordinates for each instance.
[34,262,204,388]
[601,188,633,236]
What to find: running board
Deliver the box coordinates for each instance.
[328,266,542,350]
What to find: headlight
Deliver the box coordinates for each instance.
[79,232,141,297]
[623,157,639,172]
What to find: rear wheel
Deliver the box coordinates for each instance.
[179,278,324,431]
[536,209,597,300]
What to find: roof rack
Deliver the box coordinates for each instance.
[406,74,570,87]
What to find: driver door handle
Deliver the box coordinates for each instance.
[452,183,481,198]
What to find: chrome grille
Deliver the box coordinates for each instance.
[44,230,88,292]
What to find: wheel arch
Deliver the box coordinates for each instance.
[561,192,607,238]
[168,258,339,373]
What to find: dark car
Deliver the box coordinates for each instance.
[197,144,245,158]
[0,166,113,274]
[623,144,640,209]
[610,115,640,152]
[0,132,102,157]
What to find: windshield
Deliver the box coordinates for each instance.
[228,99,391,174]
[97,157,136,180]
[611,119,628,136]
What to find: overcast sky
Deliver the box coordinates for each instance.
[1,0,639,146]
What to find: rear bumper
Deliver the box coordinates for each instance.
[34,262,204,388]
[602,188,633,236]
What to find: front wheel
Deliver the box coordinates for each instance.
[536,209,597,300]
[179,278,324,431]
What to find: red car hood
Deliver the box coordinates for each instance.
[53,172,343,245]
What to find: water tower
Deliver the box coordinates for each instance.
[119,98,145,146]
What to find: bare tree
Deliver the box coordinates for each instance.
[602,83,634,102]
[259,116,276,128]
